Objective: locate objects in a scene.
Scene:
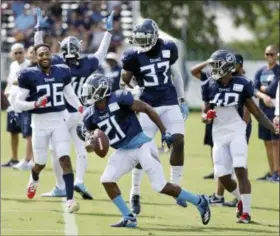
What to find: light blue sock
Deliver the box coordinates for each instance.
[176,189,200,205]
[112,195,132,217]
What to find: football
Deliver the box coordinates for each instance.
[89,129,110,158]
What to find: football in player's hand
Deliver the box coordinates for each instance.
[86,129,109,158]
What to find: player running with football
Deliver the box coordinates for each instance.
[201,49,278,223]
[78,73,210,227]
[120,18,189,214]
[33,8,114,199]
[15,44,83,213]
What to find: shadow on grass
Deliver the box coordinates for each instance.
[1,197,61,203]
[252,206,279,212]
[140,223,278,234]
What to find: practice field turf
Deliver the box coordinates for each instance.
[1,111,279,235]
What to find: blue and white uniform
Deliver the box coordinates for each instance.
[83,90,167,192]
[202,76,254,177]
[15,64,82,165]
[121,39,184,138]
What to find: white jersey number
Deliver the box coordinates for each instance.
[210,92,239,106]
[98,116,126,145]
[36,83,64,107]
[71,76,87,99]
[140,61,169,87]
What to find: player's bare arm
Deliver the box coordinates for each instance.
[131,100,166,134]
[245,97,275,132]
[120,69,134,89]
[190,59,211,79]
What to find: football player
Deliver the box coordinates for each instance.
[120,19,188,214]
[191,53,252,207]
[34,8,114,199]
[254,45,280,182]
[79,73,210,227]
[273,80,279,132]
[202,49,278,223]
[2,43,32,168]
[15,44,83,213]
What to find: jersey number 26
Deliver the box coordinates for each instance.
[36,83,64,107]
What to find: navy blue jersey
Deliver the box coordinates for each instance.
[52,54,100,112]
[18,64,71,114]
[202,76,254,117]
[254,64,280,117]
[121,38,178,107]
[83,90,151,149]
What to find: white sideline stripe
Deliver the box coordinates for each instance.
[62,199,78,236]
[2,229,64,233]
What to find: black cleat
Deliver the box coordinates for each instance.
[256,172,271,181]
[197,195,211,225]
[110,214,137,228]
[130,194,141,215]
[1,159,19,167]
[74,184,93,200]
[203,173,214,179]
[208,193,224,205]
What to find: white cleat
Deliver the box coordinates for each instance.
[67,200,80,213]
[13,159,31,171]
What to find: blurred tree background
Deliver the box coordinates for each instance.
[140,0,279,60]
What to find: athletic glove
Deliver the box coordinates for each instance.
[179,98,189,121]
[162,131,173,149]
[34,95,48,108]
[35,8,49,30]
[206,109,216,120]
[105,11,114,32]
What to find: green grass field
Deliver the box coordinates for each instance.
[1,111,279,236]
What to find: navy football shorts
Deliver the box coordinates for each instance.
[258,116,279,141]
[6,111,21,134]
[21,111,32,138]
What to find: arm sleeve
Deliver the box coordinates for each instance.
[170,60,184,99]
[275,81,280,116]
[63,83,82,110]
[15,88,35,111]
[169,41,179,65]
[91,31,112,66]
[34,30,44,46]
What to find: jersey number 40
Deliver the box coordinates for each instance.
[36,83,64,107]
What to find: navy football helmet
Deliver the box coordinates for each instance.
[130,18,159,53]
[209,50,236,80]
[59,36,82,61]
[81,73,112,106]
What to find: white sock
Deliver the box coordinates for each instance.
[170,166,183,184]
[75,154,87,185]
[215,193,223,199]
[130,168,144,196]
[51,150,65,190]
[241,194,251,214]
[230,187,241,200]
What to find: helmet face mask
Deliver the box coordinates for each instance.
[131,19,159,53]
[81,74,111,106]
[209,50,236,80]
[59,36,82,61]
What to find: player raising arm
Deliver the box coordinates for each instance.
[119,19,188,214]
[201,50,278,224]
[78,74,210,227]
[15,44,83,213]
[33,8,114,199]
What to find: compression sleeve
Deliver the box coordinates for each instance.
[15,88,35,111]
[34,30,44,46]
[63,83,82,110]
[92,31,112,65]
